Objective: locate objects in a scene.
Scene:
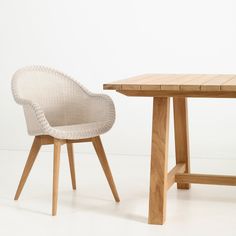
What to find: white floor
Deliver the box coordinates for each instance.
[0,149,236,236]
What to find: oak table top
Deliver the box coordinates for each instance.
[104,74,236,97]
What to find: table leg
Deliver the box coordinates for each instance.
[148,97,170,225]
[173,97,191,189]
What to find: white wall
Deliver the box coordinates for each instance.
[1,0,236,159]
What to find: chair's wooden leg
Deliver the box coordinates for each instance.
[148,97,170,225]
[173,97,191,189]
[66,143,76,190]
[92,136,120,202]
[14,136,41,200]
[52,139,62,216]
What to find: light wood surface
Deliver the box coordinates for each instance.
[40,135,92,145]
[92,136,120,202]
[66,138,92,143]
[167,164,186,190]
[66,143,76,190]
[173,98,191,189]
[52,139,61,216]
[104,74,236,93]
[117,90,236,98]
[175,173,236,186]
[15,135,119,216]
[14,137,41,200]
[40,135,54,145]
[148,97,170,225]
[104,74,236,225]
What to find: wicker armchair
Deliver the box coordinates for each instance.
[12,66,119,215]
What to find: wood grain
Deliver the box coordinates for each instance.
[201,75,235,91]
[52,139,61,216]
[148,97,170,225]
[167,164,186,190]
[92,136,120,202]
[15,135,119,216]
[104,73,236,225]
[66,143,77,190]
[173,98,191,189]
[104,74,236,93]
[140,75,186,91]
[175,173,236,186]
[221,77,236,91]
[66,138,92,143]
[180,75,217,91]
[14,136,41,200]
[117,90,236,98]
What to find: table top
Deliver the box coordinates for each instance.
[103,74,236,92]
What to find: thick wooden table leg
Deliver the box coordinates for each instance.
[173,97,191,189]
[148,97,170,225]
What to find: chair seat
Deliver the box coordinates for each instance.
[49,121,111,140]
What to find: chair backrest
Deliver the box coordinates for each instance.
[12,66,91,129]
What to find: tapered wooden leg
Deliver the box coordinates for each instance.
[173,97,191,189]
[14,136,41,200]
[92,136,120,202]
[148,97,170,225]
[66,143,76,190]
[52,139,61,216]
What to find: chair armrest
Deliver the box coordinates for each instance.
[18,99,51,133]
[86,93,116,124]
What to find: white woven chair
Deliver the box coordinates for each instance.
[11,65,120,215]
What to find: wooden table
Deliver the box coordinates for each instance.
[104,74,236,225]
